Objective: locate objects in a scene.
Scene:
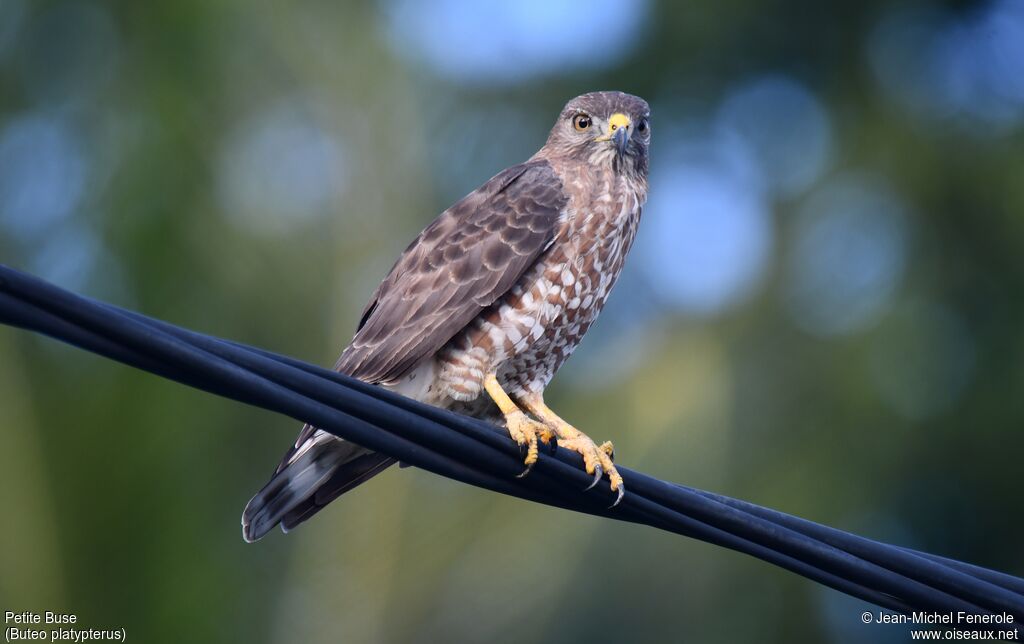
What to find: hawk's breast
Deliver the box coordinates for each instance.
[436,171,645,402]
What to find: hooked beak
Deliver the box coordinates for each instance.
[604,112,632,155]
[612,126,630,155]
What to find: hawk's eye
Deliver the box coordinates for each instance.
[573,114,592,131]
[637,118,649,133]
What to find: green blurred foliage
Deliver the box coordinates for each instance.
[1,0,1022,643]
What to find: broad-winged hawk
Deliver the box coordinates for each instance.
[243,91,651,542]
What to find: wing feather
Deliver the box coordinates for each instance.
[336,159,566,383]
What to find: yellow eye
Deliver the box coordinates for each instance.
[573,114,592,131]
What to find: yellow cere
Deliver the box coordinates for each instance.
[608,112,631,131]
[596,112,633,141]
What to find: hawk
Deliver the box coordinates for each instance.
[242,91,651,542]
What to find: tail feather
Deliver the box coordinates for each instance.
[280,452,396,532]
[241,428,394,542]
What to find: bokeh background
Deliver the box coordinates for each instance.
[1,0,1022,642]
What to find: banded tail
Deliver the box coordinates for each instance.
[241,425,395,542]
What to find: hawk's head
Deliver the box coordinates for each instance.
[545,91,650,175]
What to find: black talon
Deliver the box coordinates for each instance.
[516,461,536,479]
[584,464,603,491]
[608,485,625,509]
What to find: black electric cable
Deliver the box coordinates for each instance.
[1,264,1022,622]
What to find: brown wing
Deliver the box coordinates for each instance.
[245,160,566,537]
[336,159,567,384]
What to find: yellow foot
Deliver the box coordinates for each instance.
[483,375,621,503]
[483,374,557,477]
[551,424,624,507]
[505,411,556,477]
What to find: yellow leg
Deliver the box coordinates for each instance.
[483,374,555,477]
[520,394,624,506]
